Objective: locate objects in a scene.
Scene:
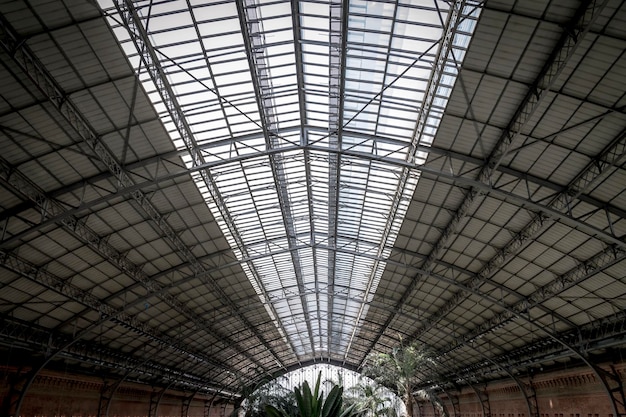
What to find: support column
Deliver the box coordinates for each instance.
[181,390,200,417]
[98,379,124,417]
[442,388,461,417]
[149,382,173,417]
[1,368,29,417]
[429,393,448,417]
[470,385,491,417]
[522,376,540,417]
[415,397,424,417]
[594,365,626,417]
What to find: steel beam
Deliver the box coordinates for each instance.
[0,152,263,371]
[0,4,272,370]
[0,250,239,416]
[326,0,347,360]
[429,392,447,417]
[473,386,491,417]
[594,365,626,417]
[445,245,625,352]
[149,382,174,417]
[3,132,623,254]
[3,217,619,395]
[97,379,121,417]
[408,126,626,343]
[0,314,224,416]
[111,0,287,369]
[237,0,315,357]
[1,0,283,374]
[0,3,283,375]
[361,0,613,360]
[442,388,460,417]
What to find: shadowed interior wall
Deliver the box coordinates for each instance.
[2,362,624,417]
[0,367,232,417]
[427,362,626,417]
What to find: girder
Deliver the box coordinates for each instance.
[327,0,346,359]
[450,312,626,382]
[0,250,237,378]
[5,172,620,387]
[4,217,619,388]
[3,133,623,254]
[442,388,460,417]
[361,0,613,363]
[112,0,287,369]
[2,1,293,378]
[443,244,625,353]
[0,153,265,374]
[408,125,626,343]
[238,0,315,357]
[149,382,174,417]
[0,314,228,417]
[0,0,624,412]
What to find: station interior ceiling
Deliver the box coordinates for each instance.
[0,0,625,410]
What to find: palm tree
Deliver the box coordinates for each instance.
[264,372,361,417]
[344,380,402,417]
[243,380,297,417]
[361,340,430,417]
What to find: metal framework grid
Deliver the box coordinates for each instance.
[0,0,625,415]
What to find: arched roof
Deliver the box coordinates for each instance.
[0,0,625,403]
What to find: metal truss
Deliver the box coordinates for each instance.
[3,129,623,254]
[327,0,346,358]
[443,244,625,353]
[361,0,612,367]
[448,312,626,387]
[148,382,174,417]
[4,203,619,394]
[473,386,491,417]
[441,388,460,417]
[0,151,264,371]
[111,0,288,367]
[0,314,228,417]
[6,208,615,368]
[435,313,626,417]
[407,127,626,343]
[0,248,241,416]
[237,0,315,356]
[0,2,287,376]
[452,343,540,417]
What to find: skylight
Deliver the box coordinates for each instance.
[99,0,480,362]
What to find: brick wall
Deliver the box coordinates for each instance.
[2,362,624,417]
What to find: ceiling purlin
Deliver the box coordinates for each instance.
[237,0,316,359]
[5,123,619,233]
[359,0,482,361]
[0,312,227,394]
[290,0,325,358]
[443,244,626,356]
[0,251,237,399]
[3,126,622,261]
[112,0,288,372]
[327,0,348,358]
[361,0,613,364]
[2,0,283,385]
[0,143,260,375]
[408,125,626,344]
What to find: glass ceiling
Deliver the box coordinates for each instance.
[99,0,480,362]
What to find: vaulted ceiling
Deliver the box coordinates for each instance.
[1,0,625,406]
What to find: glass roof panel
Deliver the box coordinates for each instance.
[100,0,480,361]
